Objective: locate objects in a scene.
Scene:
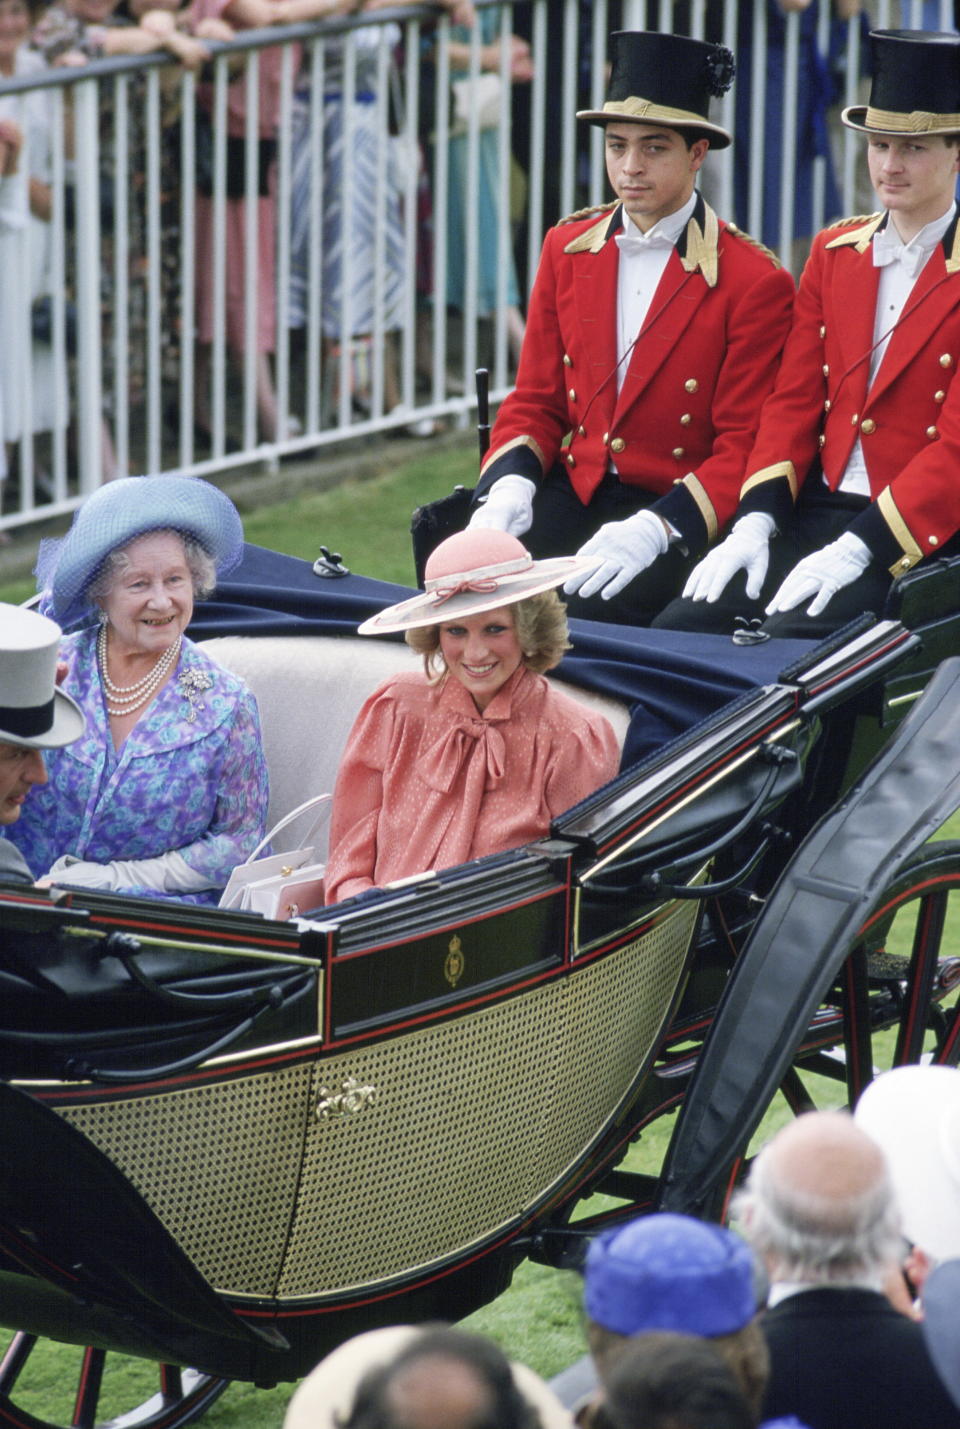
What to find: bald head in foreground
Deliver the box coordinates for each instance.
[737,1111,960,1429]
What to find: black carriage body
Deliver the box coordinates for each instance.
[0,548,957,1391]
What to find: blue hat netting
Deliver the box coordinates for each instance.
[36,476,244,630]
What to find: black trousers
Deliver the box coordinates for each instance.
[525,466,695,626]
[652,484,892,641]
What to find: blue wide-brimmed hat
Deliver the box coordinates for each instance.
[584,1213,757,1337]
[36,476,244,630]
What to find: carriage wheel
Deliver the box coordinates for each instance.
[0,1335,229,1429]
[828,839,960,1099]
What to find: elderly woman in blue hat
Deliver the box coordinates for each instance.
[8,475,268,903]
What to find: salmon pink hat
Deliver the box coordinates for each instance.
[357,529,583,635]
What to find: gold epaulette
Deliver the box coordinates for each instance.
[558,200,618,226]
[723,221,782,269]
[825,212,882,230]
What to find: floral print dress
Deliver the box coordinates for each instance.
[8,629,269,903]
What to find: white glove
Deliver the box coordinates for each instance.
[683,512,776,603]
[765,531,873,619]
[468,475,536,538]
[47,850,213,893]
[564,509,669,602]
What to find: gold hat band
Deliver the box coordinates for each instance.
[602,96,711,126]
[865,105,960,132]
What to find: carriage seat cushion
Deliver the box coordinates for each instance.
[202,635,630,859]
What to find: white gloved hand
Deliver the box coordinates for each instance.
[563,509,669,601]
[468,475,537,538]
[47,850,213,893]
[765,531,873,619]
[682,512,776,603]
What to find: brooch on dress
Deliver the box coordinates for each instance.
[178,667,214,722]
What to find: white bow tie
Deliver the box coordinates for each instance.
[616,230,676,257]
[872,234,927,279]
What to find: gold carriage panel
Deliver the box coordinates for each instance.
[48,898,696,1303]
[57,1062,314,1299]
[275,899,698,1299]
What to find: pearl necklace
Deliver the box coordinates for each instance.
[98,623,182,717]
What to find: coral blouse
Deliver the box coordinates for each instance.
[324,665,620,905]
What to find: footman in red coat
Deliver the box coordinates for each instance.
[468,28,795,627]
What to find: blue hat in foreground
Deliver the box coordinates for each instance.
[584,1213,756,1337]
[36,476,244,630]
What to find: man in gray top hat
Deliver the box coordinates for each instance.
[0,604,84,885]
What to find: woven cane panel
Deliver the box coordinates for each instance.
[57,1062,313,1297]
[276,900,697,1298]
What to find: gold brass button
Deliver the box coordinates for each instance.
[819,325,827,338]
[610,437,626,454]
[940,354,953,368]
[578,425,586,437]
[930,535,939,546]
[672,446,685,459]
[568,389,577,402]
[566,453,576,467]
[680,413,692,426]
[899,557,911,570]
[823,364,830,377]
[860,418,876,435]
[563,354,572,367]
[926,425,939,439]
[935,390,946,403]
[824,400,831,412]
[819,435,826,447]
[684,378,698,393]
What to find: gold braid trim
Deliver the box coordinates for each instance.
[479,434,546,479]
[558,200,619,227]
[877,488,923,575]
[724,221,782,269]
[825,213,885,253]
[740,461,798,500]
[824,212,883,231]
[866,106,960,132]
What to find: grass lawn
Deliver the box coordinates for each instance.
[1,448,959,1427]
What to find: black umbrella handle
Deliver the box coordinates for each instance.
[476,367,490,462]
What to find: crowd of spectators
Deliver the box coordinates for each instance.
[280,1080,960,1429]
[0,0,888,518]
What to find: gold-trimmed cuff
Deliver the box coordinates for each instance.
[740,461,798,500]
[878,487,923,575]
[480,434,546,478]
[681,472,717,543]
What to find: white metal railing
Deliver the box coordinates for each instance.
[0,0,952,534]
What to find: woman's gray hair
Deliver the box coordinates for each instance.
[733,1139,903,1284]
[87,530,217,604]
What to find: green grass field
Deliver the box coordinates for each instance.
[1,450,958,1428]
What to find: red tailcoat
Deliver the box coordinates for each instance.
[476,196,795,556]
[739,212,960,575]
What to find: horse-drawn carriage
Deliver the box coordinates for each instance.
[1,541,959,1429]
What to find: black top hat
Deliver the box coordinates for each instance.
[577,31,735,149]
[843,29,960,135]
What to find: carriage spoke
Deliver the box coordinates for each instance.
[71,1349,105,1429]
[892,890,949,1066]
[0,1332,38,1396]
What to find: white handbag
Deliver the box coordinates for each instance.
[218,793,331,919]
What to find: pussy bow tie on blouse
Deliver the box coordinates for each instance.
[420,718,506,794]
[872,233,927,278]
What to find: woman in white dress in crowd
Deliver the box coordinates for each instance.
[0,0,68,502]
